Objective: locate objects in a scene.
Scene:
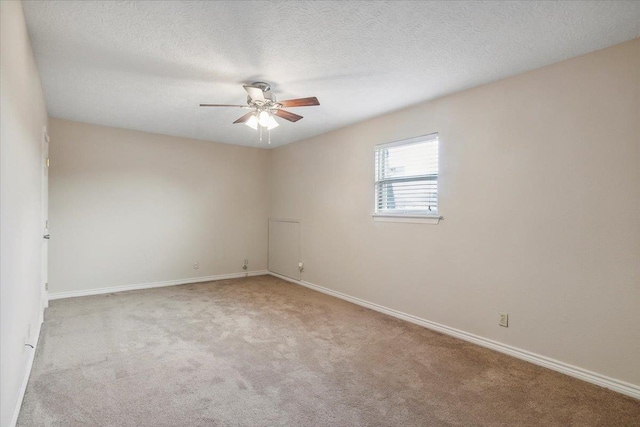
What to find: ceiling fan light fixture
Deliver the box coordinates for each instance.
[245,112,278,131]
[266,115,279,130]
[247,110,279,130]
[258,111,271,127]
[245,115,259,130]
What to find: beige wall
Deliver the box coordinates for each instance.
[0,1,49,425]
[269,39,640,386]
[48,119,269,293]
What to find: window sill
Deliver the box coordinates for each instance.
[372,214,443,224]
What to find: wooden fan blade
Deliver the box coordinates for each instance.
[274,109,303,122]
[200,104,247,107]
[233,112,255,124]
[278,97,320,108]
[243,86,265,102]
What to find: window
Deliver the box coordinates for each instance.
[374,133,439,218]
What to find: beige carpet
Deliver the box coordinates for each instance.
[18,275,640,426]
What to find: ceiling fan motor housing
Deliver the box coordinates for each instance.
[250,81,271,92]
[248,93,277,105]
[247,82,276,105]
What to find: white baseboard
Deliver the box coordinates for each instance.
[48,270,270,301]
[269,271,640,400]
[10,306,44,427]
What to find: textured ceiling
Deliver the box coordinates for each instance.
[22,1,640,148]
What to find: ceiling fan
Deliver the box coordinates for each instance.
[200,82,319,141]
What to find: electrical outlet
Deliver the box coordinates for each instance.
[193,263,199,270]
[499,313,509,327]
[242,259,248,271]
[298,262,304,272]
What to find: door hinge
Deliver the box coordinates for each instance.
[46,158,50,167]
[45,219,49,228]
[45,282,48,291]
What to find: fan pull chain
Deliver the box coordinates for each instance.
[268,127,271,144]
[259,125,263,142]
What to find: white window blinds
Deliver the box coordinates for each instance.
[375,133,439,216]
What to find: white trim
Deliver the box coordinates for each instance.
[268,271,640,400]
[372,214,442,224]
[48,270,269,300]
[376,132,438,150]
[10,311,44,427]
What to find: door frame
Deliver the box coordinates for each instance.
[41,126,49,312]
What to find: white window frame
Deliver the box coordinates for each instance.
[372,133,442,224]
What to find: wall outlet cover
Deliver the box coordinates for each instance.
[499,313,509,327]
